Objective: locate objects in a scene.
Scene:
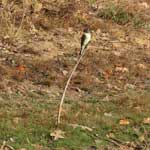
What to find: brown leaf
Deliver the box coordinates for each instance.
[137,64,147,70]
[104,69,112,79]
[2,0,8,6]
[139,135,145,142]
[115,67,128,73]
[139,2,149,9]
[12,117,21,125]
[34,2,42,12]
[50,130,65,141]
[24,0,32,8]
[119,119,130,125]
[143,117,150,124]
[112,51,121,57]
[134,37,147,46]
[106,132,115,138]
[16,65,26,72]
[62,70,68,76]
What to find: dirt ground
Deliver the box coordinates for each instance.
[0,0,150,150]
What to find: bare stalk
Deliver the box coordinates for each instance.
[15,0,26,37]
[57,50,86,125]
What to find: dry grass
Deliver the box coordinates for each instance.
[0,0,150,149]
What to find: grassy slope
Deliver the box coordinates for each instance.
[0,0,150,149]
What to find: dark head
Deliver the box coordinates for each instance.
[83,28,90,33]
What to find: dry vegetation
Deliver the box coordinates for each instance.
[0,0,150,150]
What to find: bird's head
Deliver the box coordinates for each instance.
[83,28,90,33]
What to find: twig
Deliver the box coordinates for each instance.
[5,144,15,150]
[15,0,26,37]
[68,123,93,131]
[109,137,124,145]
[94,134,127,148]
[0,141,6,150]
[0,141,15,150]
[57,50,86,125]
[104,138,123,147]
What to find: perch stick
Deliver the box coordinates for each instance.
[57,50,86,125]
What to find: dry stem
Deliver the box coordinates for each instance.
[57,50,86,125]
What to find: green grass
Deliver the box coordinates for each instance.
[98,5,130,25]
[0,89,149,149]
[98,4,145,28]
[0,119,50,149]
[50,128,94,150]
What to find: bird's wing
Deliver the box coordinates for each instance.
[81,33,86,47]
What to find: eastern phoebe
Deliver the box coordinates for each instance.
[80,28,91,55]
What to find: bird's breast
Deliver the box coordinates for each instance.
[84,33,91,44]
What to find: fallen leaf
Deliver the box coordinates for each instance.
[112,51,121,56]
[62,70,68,76]
[34,2,43,12]
[16,65,26,72]
[96,29,101,34]
[137,63,147,69]
[12,117,21,125]
[119,119,130,125]
[124,84,135,89]
[92,76,101,84]
[24,0,32,8]
[118,145,133,150]
[50,130,65,141]
[70,86,82,92]
[102,96,110,102]
[104,69,112,79]
[115,67,128,73]
[4,35,10,39]
[139,135,145,142]
[2,0,8,6]
[104,112,112,117]
[112,42,122,49]
[135,37,147,46]
[140,2,149,9]
[113,85,121,91]
[143,117,150,124]
[106,132,115,138]
[106,83,113,89]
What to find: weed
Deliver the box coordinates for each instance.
[98,4,131,25]
[98,4,145,27]
[50,127,94,150]
[133,16,145,28]
[88,0,96,5]
[0,1,27,41]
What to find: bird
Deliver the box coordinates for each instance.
[80,28,91,55]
